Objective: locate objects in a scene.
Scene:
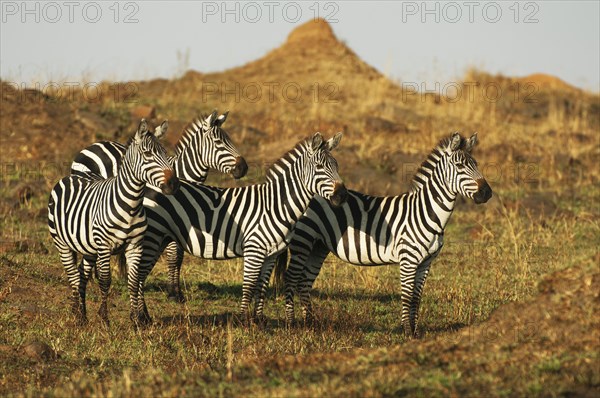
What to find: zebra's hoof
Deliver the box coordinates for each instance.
[235,312,254,327]
[253,314,268,327]
[284,317,296,328]
[100,318,110,328]
[302,313,316,327]
[130,313,152,328]
[402,327,418,339]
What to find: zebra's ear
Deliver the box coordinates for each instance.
[464,132,478,153]
[326,132,343,151]
[311,132,324,151]
[134,119,149,142]
[215,111,229,127]
[448,132,462,152]
[205,110,218,127]
[154,120,169,139]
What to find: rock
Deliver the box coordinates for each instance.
[286,18,337,44]
[22,341,55,361]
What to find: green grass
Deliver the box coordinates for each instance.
[0,181,598,396]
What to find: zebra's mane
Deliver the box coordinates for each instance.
[410,135,466,192]
[175,115,208,155]
[123,127,160,151]
[265,138,313,183]
[124,133,137,150]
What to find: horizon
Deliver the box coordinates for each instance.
[1,1,599,92]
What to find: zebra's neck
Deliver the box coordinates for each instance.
[170,152,208,183]
[409,146,457,233]
[171,119,210,183]
[413,175,456,233]
[114,149,148,211]
[264,142,313,225]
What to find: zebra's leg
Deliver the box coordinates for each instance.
[76,256,96,324]
[410,249,440,338]
[254,254,278,322]
[128,240,161,326]
[298,241,329,324]
[56,244,84,323]
[165,241,185,303]
[284,235,321,324]
[239,247,266,323]
[96,248,112,327]
[400,252,418,338]
[284,243,307,324]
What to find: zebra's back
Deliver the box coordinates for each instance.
[49,175,147,256]
[295,190,406,265]
[71,141,126,179]
[143,180,266,260]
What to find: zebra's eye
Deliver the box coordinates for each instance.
[456,163,466,171]
[143,150,153,157]
[315,164,324,171]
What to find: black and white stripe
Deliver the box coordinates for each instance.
[70,111,248,300]
[127,133,348,324]
[48,120,179,325]
[276,132,492,336]
[71,111,247,181]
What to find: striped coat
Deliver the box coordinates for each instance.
[70,111,247,300]
[275,133,492,336]
[48,120,179,325]
[126,133,348,324]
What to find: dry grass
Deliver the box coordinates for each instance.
[1,18,599,397]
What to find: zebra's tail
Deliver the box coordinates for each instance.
[116,252,128,280]
[273,249,289,295]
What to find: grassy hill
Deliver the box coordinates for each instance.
[0,18,598,397]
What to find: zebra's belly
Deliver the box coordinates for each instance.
[92,223,145,252]
[51,218,124,257]
[332,251,398,266]
[183,227,242,260]
[327,235,397,266]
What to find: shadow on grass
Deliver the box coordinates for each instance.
[195,282,242,298]
[423,322,468,335]
[146,281,467,337]
[157,312,287,330]
[311,288,399,303]
[144,280,398,303]
[145,305,468,338]
[143,281,244,298]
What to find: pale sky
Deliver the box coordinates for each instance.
[1,1,599,91]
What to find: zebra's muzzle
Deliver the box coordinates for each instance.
[161,170,180,195]
[232,156,248,179]
[473,179,492,204]
[330,182,348,207]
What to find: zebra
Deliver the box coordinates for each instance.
[274,132,492,337]
[48,119,180,326]
[126,132,348,325]
[70,110,248,301]
[71,110,247,181]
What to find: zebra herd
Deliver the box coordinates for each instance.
[48,110,492,336]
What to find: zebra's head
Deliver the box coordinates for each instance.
[305,132,348,207]
[443,132,492,204]
[128,119,180,194]
[179,110,248,180]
